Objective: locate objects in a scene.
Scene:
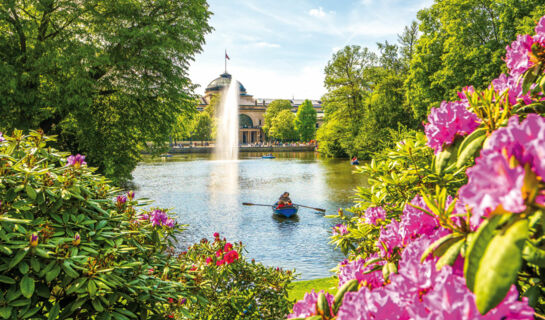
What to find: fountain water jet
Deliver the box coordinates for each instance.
[214,75,239,160]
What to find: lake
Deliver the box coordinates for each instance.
[132,152,367,280]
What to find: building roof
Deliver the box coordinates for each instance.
[205,72,247,94]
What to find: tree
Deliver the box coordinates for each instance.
[263,99,292,137]
[0,0,212,183]
[405,0,545,121]
[191,112,213,143]
[268,110,297,142]
[294,99,317,141]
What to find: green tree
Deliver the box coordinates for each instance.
[190,112,212,144]
[406,0,545,121]
[0,0,212,183]
[294,99,317,141]
[263,99,292,137]
[268,110,297,142]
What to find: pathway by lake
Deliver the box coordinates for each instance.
[132,152,367,279]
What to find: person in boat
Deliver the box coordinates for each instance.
[351,156,358,162]
[277,192,292,208]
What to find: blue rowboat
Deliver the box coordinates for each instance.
[350,160,359,165]
[262,155,275,159]
[272,203,299,218]
[160,154,173,158]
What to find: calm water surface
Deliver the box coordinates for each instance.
[132,152,367,280]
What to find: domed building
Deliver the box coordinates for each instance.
[199,72,323,144]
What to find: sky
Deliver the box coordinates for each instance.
[188,0,434,100]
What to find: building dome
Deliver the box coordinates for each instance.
[205,73,247,94]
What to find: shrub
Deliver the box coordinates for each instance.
[0,131,295,319]
[175,233,295,319]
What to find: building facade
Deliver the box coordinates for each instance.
[198,72,323,144]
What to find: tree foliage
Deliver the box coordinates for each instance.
[294,100,317,141]
[406,0,545,121]
[268,109,297,142]
[190,111,213,142]
[0,0,212,183]
[263,99,292,137]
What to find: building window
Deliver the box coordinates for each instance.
[239,114,253,128]
[259,120,262,125]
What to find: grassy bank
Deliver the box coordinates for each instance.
[289,277,338,302]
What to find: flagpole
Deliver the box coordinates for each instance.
[224,49,227,73]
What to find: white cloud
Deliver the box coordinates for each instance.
[308,7,326,18]
[254,41,281,48]
[361,0,372,5]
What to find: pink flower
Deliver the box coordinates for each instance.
[460,115,545,226]
[127,191,135,200]
[338,255,385,290]
[425,101,481,154]
[288,290,334,319]
[377,219,402,257]
[216,259,225,266]
[491,73,532,105]
[224,242,233,251]
[364,206,387,225]
[0,132,4,142]
[165,218,175,228]
[505,34,534,78]
[116,195,127,206]
[66,154,87,168]
[457,85,475,101]
[150,209,169,227]
[206,257,212,265]
[459,150,526,227]
[534,16,545,46]
[333,224,349,236]
[399,196,440,245]
[224,250,239,264]
[213,232,220,238]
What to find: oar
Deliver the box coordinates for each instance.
[242,202,326,213]
[293,204,326,212]
[242,202,272,207]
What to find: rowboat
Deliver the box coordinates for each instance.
[262,155,275,159]
[350,159,359,165]
[272,203,299,218]
[160,154,173,158]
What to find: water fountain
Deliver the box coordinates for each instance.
[214,74,239,160]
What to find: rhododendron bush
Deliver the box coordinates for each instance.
[294,16,545,320]
[0,131,294,319]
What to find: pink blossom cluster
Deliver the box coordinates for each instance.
[377,196,442,257]
[491,73,532,105]
[0,132,4,142]
[424,101,481,154]
[336,230,533,319]
[337,254,385,289]
[364,206,387,225]
[459,114,545,226]
[505,17,545,78]
[333,223,349,236]
[139,209,175,227]
[288,290,335,319]
[66,154,87,168]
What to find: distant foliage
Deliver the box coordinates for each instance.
[294,100,317,141]
[268,110,298,142]
[263,100,293,138]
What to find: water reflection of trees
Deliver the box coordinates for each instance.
[319,159,369,205]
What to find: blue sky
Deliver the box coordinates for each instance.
[188,0,434,100]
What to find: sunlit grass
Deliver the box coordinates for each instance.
[288,276,338,302]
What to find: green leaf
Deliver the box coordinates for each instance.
[25,184,37,200]
[456,131,486,168]
[332,279,358,314]
[18,261,29,274]
[0,276,16,284]
[8,249,28,270]
[436,239,464,270]
[46,264,61,282]
[522,241,545,267]
[30,257,40,272]
[474,219,528,314]
[88,279,97,297]
[434,146,453,175]
[92,299,104,312]
[20,275,35,299]
[0,307,11,319]
[464,216,501,292]
[62,261,79,278]
[47,303,60,320]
